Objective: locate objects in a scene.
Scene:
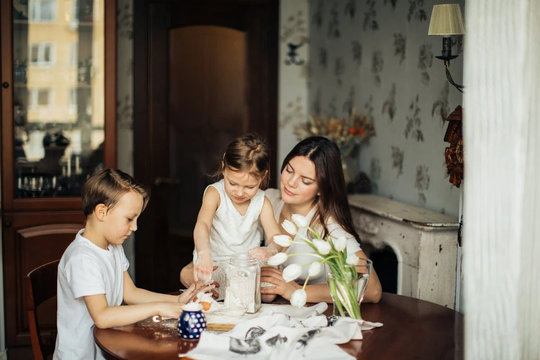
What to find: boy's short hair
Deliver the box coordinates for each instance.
[82,169,150,216]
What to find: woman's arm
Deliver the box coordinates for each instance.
[356,250,382,303]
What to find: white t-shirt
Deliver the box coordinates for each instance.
[53,229,129,360]
[265,189,361,284]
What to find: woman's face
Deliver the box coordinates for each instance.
[280,156,319,207]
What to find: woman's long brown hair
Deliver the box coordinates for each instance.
[281,136,360,243]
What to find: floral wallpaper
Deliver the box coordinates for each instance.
[305,0,464,217]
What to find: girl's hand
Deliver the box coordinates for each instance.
[178,281,215,304]
[260,266,300,301]
[157,302,184,319]
[194,250,213,283]
[248,246,278,261]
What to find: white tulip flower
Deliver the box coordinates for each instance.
[313,239,331,255]
[308,261,322,277]
[290,289,307,308]
[281,219,298,235]
[346,253,360,266]
[273,235,293,248]
[282,264,303,282]
[334,237,347,252]
[291,214,309,229]
[267,252,288,266]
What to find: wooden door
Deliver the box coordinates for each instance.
[134,0,278,292]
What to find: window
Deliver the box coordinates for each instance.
[29,89,52,109]
[30,43,54,66]
[29,0,56,22]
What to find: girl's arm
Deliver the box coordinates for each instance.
[192,187,220,281]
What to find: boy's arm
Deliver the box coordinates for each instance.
[248,198,283,261]
[193,187,220,282]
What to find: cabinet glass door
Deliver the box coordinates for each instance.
[12,0,105,198]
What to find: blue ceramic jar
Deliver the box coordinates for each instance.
[177,303,207,340]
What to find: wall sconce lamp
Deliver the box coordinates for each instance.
[428,4,465,93]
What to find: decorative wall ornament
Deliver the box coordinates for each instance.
[418,44,434,85]
[432,82,450,127]
[384,0,399,10]
[407,0,428,22]
[351,41,363,67]
[363,0,379,31]
[382,83,396,121]
[281,10,308,43]
[328,2,341,38]
[394,33,406,64]
[405,95,424,142]
[284,42,305,65]
[371,51,384,86]
[391,146,404,178]
[280,97,305,128]
[364,95,374,119]
[443,105,463,187]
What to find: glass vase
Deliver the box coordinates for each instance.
[326,258,372,319]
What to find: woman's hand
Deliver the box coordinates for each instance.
[260,266,300,301]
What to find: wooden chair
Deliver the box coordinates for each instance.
[25,260,60,360]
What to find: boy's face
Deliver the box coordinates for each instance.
[103,191,144,246]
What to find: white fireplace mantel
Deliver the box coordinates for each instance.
[349,194,459,308]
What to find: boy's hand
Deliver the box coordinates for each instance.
[248,246,279,262]
[194,250,213,283]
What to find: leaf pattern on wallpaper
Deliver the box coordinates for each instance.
[391,146,404,178]
[318,48,328,71]
[452,36,464,55]
[312,88,322,115]
[117,94,133,130]
[301,62,311,81]
[342,86,356,115]
[364,95,374,119]
[328,96,338,117]
[407,0,427,22]
[432,82,450,127]
[370,158,381,191]
[415,165,430,206]
[281,10,308,43]
[352,41,362,67]
[418,44,433,85]
[384,0,399,10]
[363,0,379,31]
[280,96,304,128]
[405,95,424,142]
[344,0,356,20]
[328,2,341,38]
[394,33,406,64]
[372,51,384,87]
[118,0,133,39]
[335,57,345,86]
[312,0,324,29]
[382,83,396,121]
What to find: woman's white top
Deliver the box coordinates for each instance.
[265,188,361,284]
[194,179,265,263]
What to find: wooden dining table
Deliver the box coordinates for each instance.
[94,293,463,360]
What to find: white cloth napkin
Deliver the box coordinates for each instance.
[179,303,383,360]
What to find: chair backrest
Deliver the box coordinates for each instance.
[25,260,60,360]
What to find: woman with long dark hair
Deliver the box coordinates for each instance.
[261,136,382,303]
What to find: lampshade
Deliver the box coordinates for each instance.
[428,4,465,36]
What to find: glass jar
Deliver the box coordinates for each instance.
[224,254,261,313]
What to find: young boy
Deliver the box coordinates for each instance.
[53,169,211,360]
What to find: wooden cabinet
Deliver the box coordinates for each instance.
[1,0,117,355]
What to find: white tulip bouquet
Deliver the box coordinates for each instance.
[267,214,369,319]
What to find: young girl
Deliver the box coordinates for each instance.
[184,133,283,291]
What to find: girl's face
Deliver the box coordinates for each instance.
[280,156,319,208]
[223,167,262,206]
[103,190,143,246]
